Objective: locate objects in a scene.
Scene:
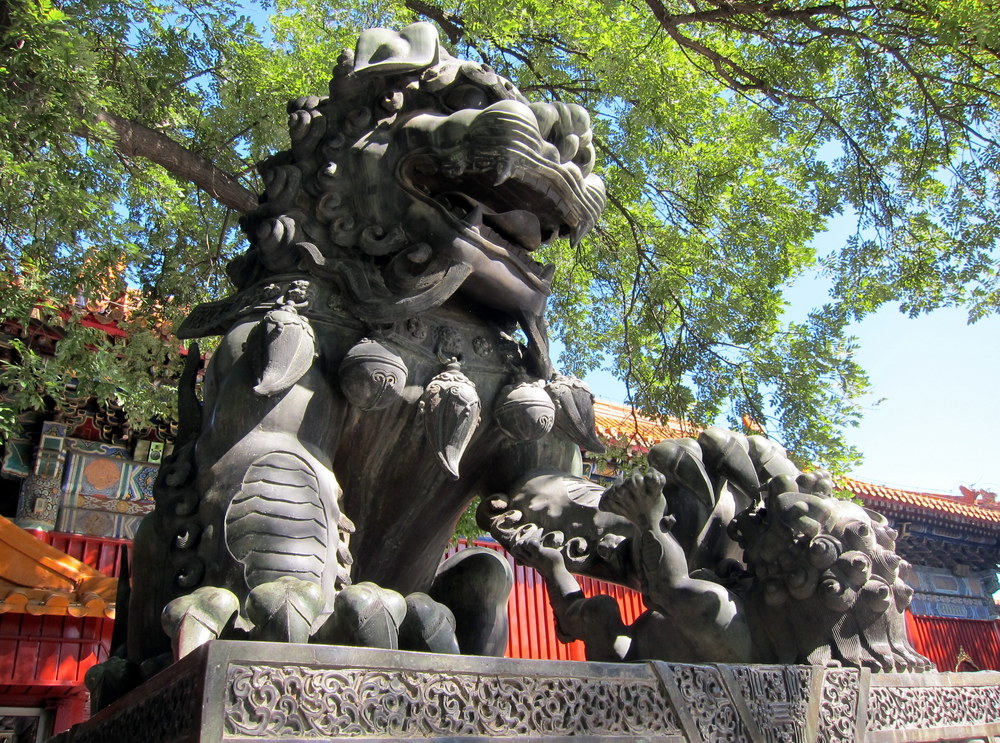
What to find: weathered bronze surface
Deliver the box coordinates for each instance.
[64,641,1000,743]
[89,23,607,707]
[480,429,934,671]
[86,24,933,716]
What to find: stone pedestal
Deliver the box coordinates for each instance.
[52,641,1000,742]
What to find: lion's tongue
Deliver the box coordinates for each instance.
[482,209,542,250]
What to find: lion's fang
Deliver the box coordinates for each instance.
[462,205,484,227]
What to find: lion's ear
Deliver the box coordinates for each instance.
[354,22,440,76]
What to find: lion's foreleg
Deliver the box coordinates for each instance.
[166,317,349,652]
[601,470,753,663]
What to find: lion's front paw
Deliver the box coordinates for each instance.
[600,470,668,529]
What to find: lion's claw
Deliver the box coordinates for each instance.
[600,469,669,529]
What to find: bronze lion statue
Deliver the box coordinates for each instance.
[479,428,932,671]
[88,23,928,711]
[89,23,609,707]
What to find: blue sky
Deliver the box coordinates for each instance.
[575,271,999,496]
[834,304,999,494]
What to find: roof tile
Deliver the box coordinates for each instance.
[841,477,1000,526]
[0,515,117,618]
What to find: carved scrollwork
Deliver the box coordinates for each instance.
[816,669,860,743]
[671,665,744,741]
[866,683,1000,732]
[224,663,680,738]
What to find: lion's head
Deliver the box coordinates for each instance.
[232,22,606,376]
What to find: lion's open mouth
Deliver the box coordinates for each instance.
[400,150,603,288]
[435,190,557,283]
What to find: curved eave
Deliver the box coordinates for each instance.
[0,515,118,617]
[843,477,1000,534]
[0,585,116,619]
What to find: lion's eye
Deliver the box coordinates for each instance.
[444,84,488,111]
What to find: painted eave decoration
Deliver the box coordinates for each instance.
[0,515,117,618]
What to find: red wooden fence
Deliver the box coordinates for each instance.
[0,614,111,688]
[450,539,646,660]
[906,613,1000,672]
[32,531,129,579]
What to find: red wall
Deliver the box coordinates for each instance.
[0,613,112,687]
[906,612,1000,671]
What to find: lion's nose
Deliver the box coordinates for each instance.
[528,102,596,176]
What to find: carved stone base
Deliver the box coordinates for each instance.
[51,642,1000,742]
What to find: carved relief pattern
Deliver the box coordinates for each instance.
[816,669,860,743]
[224,664,679,738]
[671,665,745,741]
[179,279,314,338]
[434,326,464,359]
[406,317,428,339]
[866,683,1000,731]
[472,336,492,357]
[730,666,812,743]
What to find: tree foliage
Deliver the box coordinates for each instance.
[1,0,998,468]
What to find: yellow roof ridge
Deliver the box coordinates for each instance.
[0,515,117,618]
[0,514,107,591]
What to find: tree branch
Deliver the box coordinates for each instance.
[404,0,465,44]
[88,110,258,213]
[667,0,849,27]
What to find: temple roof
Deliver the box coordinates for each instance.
[592,399,699,450]
[844,477,1000,528]
[590,399,1000,531]
[0,515,117,618]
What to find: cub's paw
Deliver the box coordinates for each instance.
[600,470,668,528]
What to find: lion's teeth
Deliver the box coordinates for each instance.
[463,205,484,227]
[494,160,515,186]
[541,263,556,282]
